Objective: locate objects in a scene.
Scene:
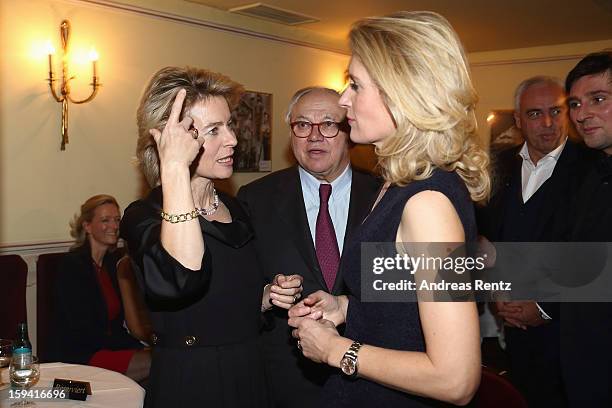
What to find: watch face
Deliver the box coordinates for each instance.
[340,357,356,375]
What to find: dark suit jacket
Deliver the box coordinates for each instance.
[237,165,380,406]
[49,244,142,365]
[478,140,592,246]
[479,141,594,309]
[477,141,593,406]
[560,151,612,407]
[238,166,380,296]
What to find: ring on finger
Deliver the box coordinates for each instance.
[297,340,302,351]
[189,128,199,139]
[293,294,299,303]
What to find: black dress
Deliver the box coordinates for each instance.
[120,187,268,408]
[322,170,477,407]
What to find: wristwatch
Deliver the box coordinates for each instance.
[340,341,362,378]
[535,302,552,321]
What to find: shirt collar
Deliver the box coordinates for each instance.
[519,137,567,165]
[298,163,352,198]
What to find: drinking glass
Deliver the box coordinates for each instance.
[9,355,40,406]
[0,339,12,389]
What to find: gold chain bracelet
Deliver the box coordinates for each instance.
[160,209,199,223]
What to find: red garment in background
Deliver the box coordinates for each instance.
[88,261,136,374]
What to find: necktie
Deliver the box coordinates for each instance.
[316,184,340,291]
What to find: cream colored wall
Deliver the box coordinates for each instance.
[1,0,611,247]
[0,0,348,246]
[470,40,612,145]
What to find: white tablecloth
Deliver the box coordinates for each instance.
[0,362,144,407]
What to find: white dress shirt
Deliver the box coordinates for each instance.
[519,137,567,203]
[519,137,568,320]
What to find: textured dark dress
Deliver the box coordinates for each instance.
[120,187,268,408]
[322,170,478,407]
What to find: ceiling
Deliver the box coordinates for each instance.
[187,0,612,52]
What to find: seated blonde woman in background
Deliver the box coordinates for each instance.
[50,194,151,382]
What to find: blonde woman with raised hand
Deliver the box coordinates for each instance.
[121,66,302,407]
[289,11,490,407]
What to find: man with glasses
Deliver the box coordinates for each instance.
[238,87,380,408]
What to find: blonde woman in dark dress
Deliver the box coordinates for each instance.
[52,195,150,381]
[121,66,302,407]
[289,12,490,407]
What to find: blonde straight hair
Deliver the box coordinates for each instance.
[349,11,490,202]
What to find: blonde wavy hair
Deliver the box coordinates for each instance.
[69,194,119,249]
[136,66,244,187]
[349,11,490,202]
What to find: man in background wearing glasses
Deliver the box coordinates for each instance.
[238,87,380,408]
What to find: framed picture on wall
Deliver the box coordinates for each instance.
[488,109,523,154]
[230,90,272,172]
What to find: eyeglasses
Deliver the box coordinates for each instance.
[290,120,347,138]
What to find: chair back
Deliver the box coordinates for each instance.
[0,254,28,339]
[36,252,65,362]
[473,366,528,408]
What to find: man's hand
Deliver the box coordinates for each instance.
[496,301,546,330]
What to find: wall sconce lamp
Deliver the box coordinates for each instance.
[47,20,100,150]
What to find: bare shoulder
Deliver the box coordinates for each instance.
[398,190,464,243]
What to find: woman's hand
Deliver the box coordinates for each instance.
[153,88,206,271]
[262,274,303,311]
[288,291,346,327]
[291,318,342,364]
[149,88,204,170]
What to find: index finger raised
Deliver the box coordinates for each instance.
[168,88,187,125]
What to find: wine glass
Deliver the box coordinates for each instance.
[0,339,12,389]
[9,355,40,406]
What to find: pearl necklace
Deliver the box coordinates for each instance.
[196,188,219,216]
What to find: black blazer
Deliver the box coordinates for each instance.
[237,165,380,405]
[479,141,594,315]
[237,166,380,298]
[478,140,593,244]
[49,244,142,365]
[560,152,612,407]
[476,141,594,406]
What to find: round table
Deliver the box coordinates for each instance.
[0,362,144,407]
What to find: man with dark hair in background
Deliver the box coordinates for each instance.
[562,50,612,407]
